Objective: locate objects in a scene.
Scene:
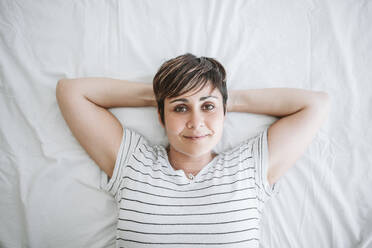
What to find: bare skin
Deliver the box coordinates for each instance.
[160,84,226,177]
[56,77,330,186]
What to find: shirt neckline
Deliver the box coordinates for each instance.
[160,146,220,181]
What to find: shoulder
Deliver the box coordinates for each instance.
[122,127,167,161]
[221,129,266,157]
[121,128,153,154]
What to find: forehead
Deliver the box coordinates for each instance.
[166,83,221,102]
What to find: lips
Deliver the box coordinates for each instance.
[183,134,209,140]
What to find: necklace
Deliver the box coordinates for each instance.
[187,173,195,180]
[185,170,200,175]
[166,146,217,179]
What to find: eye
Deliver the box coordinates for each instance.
[202,103,215,111]
[174,105,188,112]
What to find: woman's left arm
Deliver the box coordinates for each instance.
[227,88,331,187]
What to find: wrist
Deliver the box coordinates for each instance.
[142,84,156,107]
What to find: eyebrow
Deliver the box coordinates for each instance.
[169,95,219,104]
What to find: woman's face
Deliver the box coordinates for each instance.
[159,83,226,158]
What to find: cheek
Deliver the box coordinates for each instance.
[164,114,185,133]
[207,112,225,129]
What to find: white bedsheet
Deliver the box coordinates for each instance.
[0,0,371,247]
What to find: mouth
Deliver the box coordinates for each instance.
[183,134,209,140]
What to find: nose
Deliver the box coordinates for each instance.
[186,110,205,129]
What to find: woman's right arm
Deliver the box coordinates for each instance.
[56,77,155,178]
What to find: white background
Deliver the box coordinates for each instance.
[0,0,371,247]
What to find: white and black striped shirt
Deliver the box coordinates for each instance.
[101,127,280,247]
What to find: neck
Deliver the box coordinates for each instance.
[166,145,216,175]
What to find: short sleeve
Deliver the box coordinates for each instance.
[100,127,145,202]
[239,127,280,203]
[252,127,280,201]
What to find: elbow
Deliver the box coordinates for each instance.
[310,91,331,110]
[303,91,331,118]
[57,78,70,86]
[57,78,72,87]
[56,79,67,97]
[56,78,75,101]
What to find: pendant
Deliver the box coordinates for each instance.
[187,173,195,180]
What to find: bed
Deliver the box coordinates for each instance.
[0,0,371,247]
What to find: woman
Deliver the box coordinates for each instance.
[56,53,330,247]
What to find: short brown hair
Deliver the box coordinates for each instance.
[153,53,228,125]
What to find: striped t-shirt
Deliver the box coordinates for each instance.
[101,127,280,247]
